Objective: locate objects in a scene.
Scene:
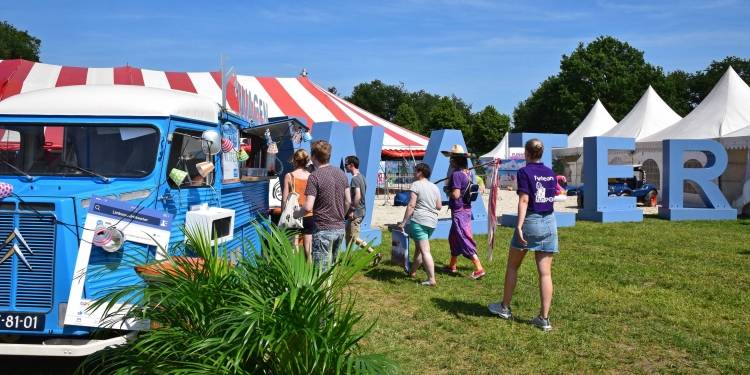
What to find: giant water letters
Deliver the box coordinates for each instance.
[309,122,384,245]
[578,136,643,222]
[659,139,736,221]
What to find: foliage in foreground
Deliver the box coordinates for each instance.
[79,224,395,374]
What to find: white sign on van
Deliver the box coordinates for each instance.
[65,196,173,330]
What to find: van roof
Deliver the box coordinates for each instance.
[0,85,221,123]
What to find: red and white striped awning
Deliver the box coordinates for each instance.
[0,59,427,157]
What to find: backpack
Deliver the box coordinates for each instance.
[462,172,480,204]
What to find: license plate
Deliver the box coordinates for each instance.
[0,312,45,331]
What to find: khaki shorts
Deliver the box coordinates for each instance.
[346,216,362,245]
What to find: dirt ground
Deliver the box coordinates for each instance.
[370,190,658,228]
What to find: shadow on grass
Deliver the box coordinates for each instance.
[432,298,495,318]
[739,250,750,256]
[364,267,406,283]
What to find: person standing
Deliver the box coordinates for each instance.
[443,145,486,280]
[303,141,350,271]
[282,149,313,262]
[488,139,558,331]
[398,163,441,286]
[345,156,381,263]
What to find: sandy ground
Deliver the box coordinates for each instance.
[371,190,658,228]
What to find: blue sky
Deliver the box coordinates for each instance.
[2,0,749,115]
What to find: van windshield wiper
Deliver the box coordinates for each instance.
[60,164,111,183]
[0,160,33,181]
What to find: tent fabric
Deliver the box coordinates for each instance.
[722,125,750,150]
[725,126,750,138]
[566,99,617,148]
[602,86,681,141]
[642,67,750,142]
[480,132,509,159]
[0,85,222,123]
[0,59,428,156]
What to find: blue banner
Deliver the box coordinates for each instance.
[88,196,173,230]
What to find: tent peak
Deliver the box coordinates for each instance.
[641,62,750,141]
[566,98,617,148]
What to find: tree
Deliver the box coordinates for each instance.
[394,102,421,133]
[513,36,665,134]
[653,70,693,116]
[689,56,750,106]
[0,21,41,61]
[406,89,442,132]
[427,97,469,137]
[346,80,407,122]
[470,105,510,155]
[345,79,508,144]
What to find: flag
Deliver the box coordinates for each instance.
[487,159,500,261]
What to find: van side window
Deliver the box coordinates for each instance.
[166,129,214,188]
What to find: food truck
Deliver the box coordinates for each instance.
[0,83,306,356]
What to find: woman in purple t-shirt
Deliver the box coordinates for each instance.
[441,145,486,280]
[489,139,558,332]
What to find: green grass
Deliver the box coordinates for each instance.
[351,218,750,374]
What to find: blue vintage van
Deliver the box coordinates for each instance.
[0,85,302,356]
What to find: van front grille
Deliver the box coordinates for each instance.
[0,211,56,311]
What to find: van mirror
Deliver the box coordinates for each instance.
[201,130,222,156]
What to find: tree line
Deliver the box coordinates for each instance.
[341,36,749,155]
[341,82,510,156]
[512,36,750,135]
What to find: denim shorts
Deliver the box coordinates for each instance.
[510,213,558,253]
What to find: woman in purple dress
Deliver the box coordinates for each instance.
[442,145,486,280]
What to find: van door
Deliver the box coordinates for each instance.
[158,122,221,244]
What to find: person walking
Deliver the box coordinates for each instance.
[398,163,441,286]
[282,149,313,262]
[344,156,381,264]
[303,140,350,271]
[442,145,486,280]
[489,138,558,331]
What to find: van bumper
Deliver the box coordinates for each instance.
[0,333,134,357]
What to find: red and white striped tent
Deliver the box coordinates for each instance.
[0,59,427,158]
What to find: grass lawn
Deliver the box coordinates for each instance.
[351,218,750,374]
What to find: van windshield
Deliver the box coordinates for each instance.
[0,124,159,178]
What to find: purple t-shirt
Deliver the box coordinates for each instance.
[448,170,471,211]
[517,162,556,214]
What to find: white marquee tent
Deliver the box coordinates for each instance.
[602,86,682,141]
[566,99,618,149]
[480,132,509,159]
[642,67,750,142]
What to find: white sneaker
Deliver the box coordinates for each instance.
[531,315,552,331]
[488,302,512,319]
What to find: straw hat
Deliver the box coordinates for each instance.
[441,144,473,157]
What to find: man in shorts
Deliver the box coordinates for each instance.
[303,140,350,271]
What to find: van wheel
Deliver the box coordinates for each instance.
[644,191,657,207]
